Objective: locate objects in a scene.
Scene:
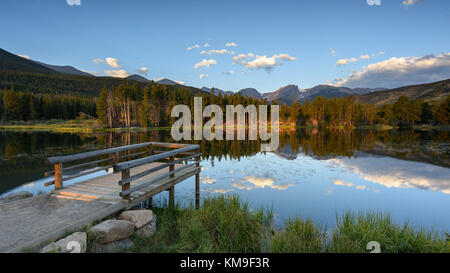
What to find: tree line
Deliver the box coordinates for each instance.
[0,87,96,121]
[1,81,448,128]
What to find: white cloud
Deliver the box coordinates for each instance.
[203,43,210,47]
[18,54,31,60]
[187,44,200,51]
[360,54,371,60]
[200,73,209,79]
[136,67,148,76]
[402,0,423,6]
[225,42,237,47]
[66,0,81,6]
[336,57,358,66]
[194,59,217,68]
[105,57,121,68]
[332,52,450,88]
[201,49,235,55]
[93,58,105,64]
[241,54,296,72]
[327,157,450,195]
[222,70,234,75]
[329,48,337,57]
[366,0,381,6]
[105,69,130,78]
[232,53,255,64]
[174,80,185,85]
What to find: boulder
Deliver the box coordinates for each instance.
[0,191,33,204]
[92,238,134,253]
[136,216,157,237]
[90,219,135,244]
[118,209,154,228]
[40,232,87,253]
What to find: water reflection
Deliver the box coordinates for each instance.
[0,129,449,230]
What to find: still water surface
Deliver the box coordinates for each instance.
[0,129,449,231]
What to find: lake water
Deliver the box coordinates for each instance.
[0,129,449,231]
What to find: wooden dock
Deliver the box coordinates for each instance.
[0,142,201,253]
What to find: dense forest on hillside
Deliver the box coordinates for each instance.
[1,81,449,128]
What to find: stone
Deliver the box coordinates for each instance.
[40,232,87,253]
[118,209,154,228]
[90,219,135,244]
[0,191,33,204]
[92,238,134,253]
[136,216,157,237]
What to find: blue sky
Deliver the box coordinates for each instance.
[1,0,449,92]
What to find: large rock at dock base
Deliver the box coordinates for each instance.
[118,209,154,228]
[40,232,87,253]
[0,191,33,204]
[136,215,157,237]
[92,238,135,253]
[90,220,135,244]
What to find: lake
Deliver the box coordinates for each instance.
[0,129,449,231]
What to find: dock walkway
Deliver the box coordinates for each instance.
[0,142,201,252]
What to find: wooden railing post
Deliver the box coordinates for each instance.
[195,153,200,210]
[169,155,175,207]
[122,169,130,201]
[54,163,63,189]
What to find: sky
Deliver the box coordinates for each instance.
[1,0,449,92]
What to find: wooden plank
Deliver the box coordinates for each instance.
[114,145,200,172]
[47,142,153,164]
[120,164,196,196]
[54,163,63,189]
[119,153,201,186]
[126,167,201,209]
[121,169,131,201]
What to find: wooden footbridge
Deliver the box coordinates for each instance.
[0,142,201,253]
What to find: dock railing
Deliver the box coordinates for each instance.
[45,142,201,205]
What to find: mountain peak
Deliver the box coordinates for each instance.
[126,74,150,83]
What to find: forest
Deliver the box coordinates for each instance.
[0,81,448,128]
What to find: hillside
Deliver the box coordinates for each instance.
[359,79,450,105]
[0,48,56,75]
[238,88,263,99]
[32,60,93,76]
[126,74,150,83]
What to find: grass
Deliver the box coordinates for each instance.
[0,119,171,132]
[329,212,448,253]
[126,196,449,253]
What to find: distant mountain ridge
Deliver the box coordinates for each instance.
[156,78,182,86]
[126,74,150,83]
[201,87,233,96]
[0,48,56,74]
[238,88,263,99]
[358,79,450,105]
[32,60,93,77]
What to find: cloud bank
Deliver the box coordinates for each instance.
[136,67,148,76]
[194,59,217,68]
[241,54,296,72]
[66,0,81,6]
[332,52,450,88]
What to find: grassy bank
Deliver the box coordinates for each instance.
[124,196,448,253]
[0,119,170,132]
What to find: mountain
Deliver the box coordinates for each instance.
[359,79,450,105]
[32,60,93,76]
[201,87,233,96]
[263,85,302,104]
[351,87,386,94]
[304,85,357,101]
[126,74,150,83]
[156,78,182,86]
[0,48,56,74]
[238,88,263,99]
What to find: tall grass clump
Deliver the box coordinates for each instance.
[329,212,449,253]
[174,196,271,252]
[269,217,325,253]
[131,196,272,253]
